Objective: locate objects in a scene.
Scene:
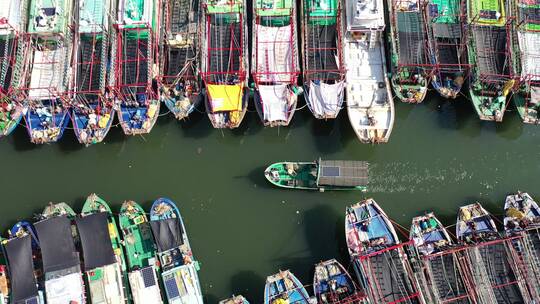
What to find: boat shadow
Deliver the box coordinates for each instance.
[245,166,274,190]
[229,270,266,303]
[9,124,39,152]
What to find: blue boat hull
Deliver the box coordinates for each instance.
[24,102,70,144]
[71,103,115,145]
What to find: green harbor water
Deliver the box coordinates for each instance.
[0,94,539,302]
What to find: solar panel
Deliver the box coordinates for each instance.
[141,267,156,288]
[165,275,181,299]
[321,166,340,177]
[26,297,39,304]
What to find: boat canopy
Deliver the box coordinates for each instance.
[150,218,184,253]
[34,216,80,273]
[308,81,344,117]
[75,212,116,270]
[4,235,39,303]
[259,85,290,122]
[0,0,23,32]
[254,25,294,83]
[317,160,368,187]
[207,85,243,112]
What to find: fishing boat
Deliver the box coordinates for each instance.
[119,200,163,304]
[313,259,368,303]
[264,159,368,191]
[467,0,515,121]
[504,192,540,233]
[425,0,468,98]
[512,0,540,124]
[0,0,27,138]
[78,194,128,304]
[111,0,161,135]
[149,198,203,303]
[200,0,249,129]
[71,0,115,145]
[344,0,394,143]
[0,242,8,304]
[456,203,531,303]
[161,0,201,120]
[301,0,345,120]
[23,0,73,143]
[387,0,430,103]
[345,199,422,303]
[264,270,312,304]
[3,222,44,304]
[410,213,474,303]
[219,295,250,304]
[252,0,300,126]
[34,214,85,303]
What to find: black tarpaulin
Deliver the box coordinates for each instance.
[4,235,39,302]
[150,218,184,253]
[75,212,116,270]
[34,216,80,273]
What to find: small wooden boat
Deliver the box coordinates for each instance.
[467,0,515,121]
[149,198,203,303]
[264,159,368,191]
[387,0,430,103]
[313,259,367,303]
[345,199,422,304]
[79,194,128,304]
[200,0,249,129]
[264,270,312,304]
[456,203,530,303]
[219,295,250,304]
[301,0,345,120]
[252,0,300,126]
[425,0,468,98]
[23,0,74,144]
[161,0,201,120]
[410,213,475,303]
[71,0,115,145]
[119,200,163,304]
[3,222,44,303]
[34,211,86,303]
[504,192,540,233]
[513,1,540,123]
[0,0,26,138]
[111,0,161,135]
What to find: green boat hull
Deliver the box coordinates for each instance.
[470,87,508,121]
[118,201,156,271]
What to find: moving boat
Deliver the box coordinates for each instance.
[0,0,26,138]
[313,259,368,303]
[111,0,161,135]
[119,200,163,304]
[34,212,86,303]
[512,0,540,123]
[264,159,368,191]
[200,0,249,129]
[220,295,250,304]
[161,0,201,120]
[3,222,44,304]
[301,0,345,120]
[456,203,530,303]
[79,194,128,303]
[467,0,515,121]
[410,213,474,303]
[149,198,203,303]
[252,0,300,126]
[264,270,312,304]
[71,0,115,145]
[23,0,74,143]
[425,0,468,98]
[344,0,394,143]
[345,199,422,303]
[387,0,430,103]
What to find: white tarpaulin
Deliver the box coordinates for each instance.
[307,81,344,117]
[259,84,290,122]
[45,272,85,304]
[29,47,67,99]
[519,32,540,81]
[255,25,294,83]
[0,0,22,33]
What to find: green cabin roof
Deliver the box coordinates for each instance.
[255,0,293,16]
[206,0,243,13]
[118,0,157,29]
[79,0,108,33]
[518,0,540,31]
[28,0,73,34]
[428,0,459,24]
[468,0,506,25]
[305,0,338,25]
